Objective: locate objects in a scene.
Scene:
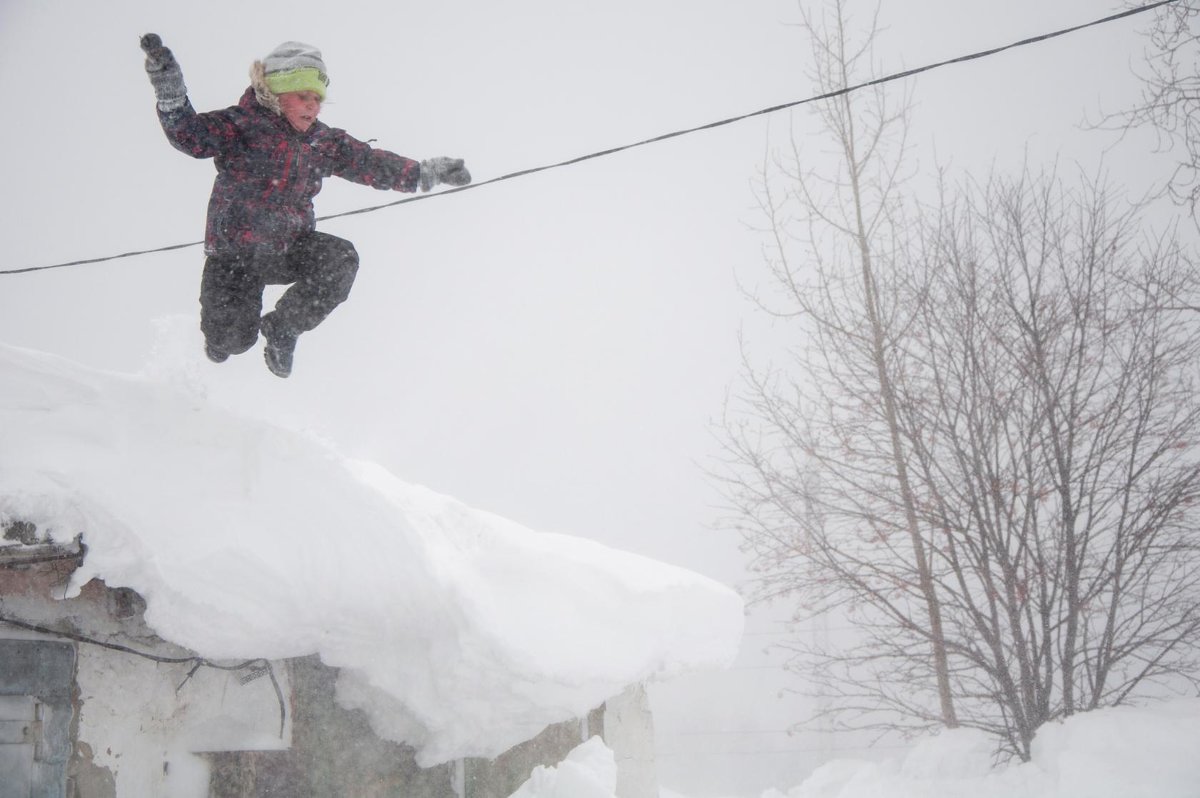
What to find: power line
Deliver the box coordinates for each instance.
[1,0,1175,277]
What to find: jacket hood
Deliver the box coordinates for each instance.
[249,60,282,116]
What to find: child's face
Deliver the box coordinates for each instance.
[278,91,322,133]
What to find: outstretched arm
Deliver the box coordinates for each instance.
[327,132,471,194]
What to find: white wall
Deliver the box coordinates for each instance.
[603,684,658,798]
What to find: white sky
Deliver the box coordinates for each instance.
[0,1,1179,795]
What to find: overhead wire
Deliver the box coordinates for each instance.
[0,0,1177,276]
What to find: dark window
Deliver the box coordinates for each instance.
[0,640,75,798]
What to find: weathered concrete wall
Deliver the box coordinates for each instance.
[71,635,288,796]
[463,715,589,798]
[2,535,289,798]
[458,685,660,798]
[204,656,456,798]
[2,537,118,798]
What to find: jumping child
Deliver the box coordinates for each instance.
[141,35,470,377]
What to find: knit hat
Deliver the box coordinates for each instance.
[261,41,329,100]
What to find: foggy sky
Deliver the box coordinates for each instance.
[0,1,1173,794]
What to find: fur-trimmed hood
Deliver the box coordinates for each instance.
[249,60,282,116]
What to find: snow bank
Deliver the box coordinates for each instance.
[0,342,743,764]
[770,699,1200,798]
[507,736,618,798]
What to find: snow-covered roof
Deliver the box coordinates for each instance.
[0,343,743,765]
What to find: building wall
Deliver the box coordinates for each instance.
[462,714,592,798]
[206,656,457,798]
[71,634,290,797]
[1,540,289,798]
[205,658,620,798]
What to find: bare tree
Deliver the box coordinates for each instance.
[722,0,957,729]
[1115,2,1200,210]
[899,170,1200,757]
[720,1,1200,759]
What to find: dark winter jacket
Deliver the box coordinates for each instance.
[157,88,421,256]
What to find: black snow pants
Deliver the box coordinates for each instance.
[199,232,360,356]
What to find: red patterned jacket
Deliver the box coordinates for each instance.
[157,88,421,256]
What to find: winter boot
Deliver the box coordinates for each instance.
[260,312,298,378]
[205,343,230,364]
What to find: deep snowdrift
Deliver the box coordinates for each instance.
[0,342,743,765]
[756,699,1200,798]
[650,699,1200,798]
[496,698,1200,798]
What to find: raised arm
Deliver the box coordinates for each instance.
[141,33,188,111]
[140,33,238,159]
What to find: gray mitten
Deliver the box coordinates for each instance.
[419,157,472,192]
[140,33,188,111]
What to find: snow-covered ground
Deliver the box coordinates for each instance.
[522,699,1200,798]
[0,338,743,766]
[752,698,1200,798]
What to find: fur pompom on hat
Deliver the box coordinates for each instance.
[251,41,329,112]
